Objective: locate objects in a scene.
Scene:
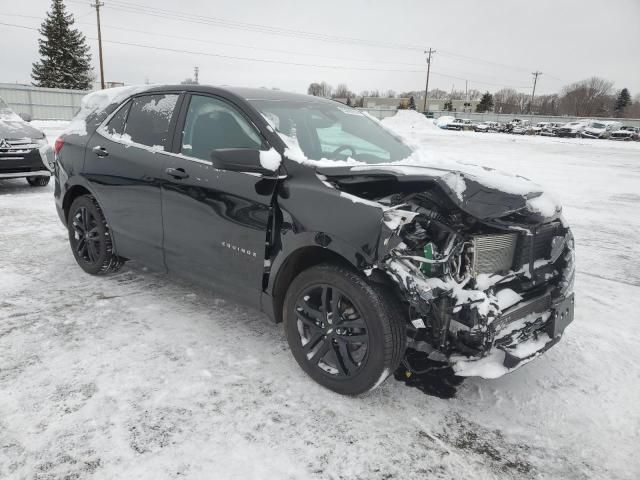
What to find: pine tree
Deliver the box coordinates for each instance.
[32,0,93,90]
[614,88,631,116]
[346,96,352,107]
[408,96,416,110]
[476,92,494,113]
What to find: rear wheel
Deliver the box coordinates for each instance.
[283,264,405,395]
[26,176,50,187]
[67,195,124,275]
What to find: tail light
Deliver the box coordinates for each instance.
[54,137,65,155]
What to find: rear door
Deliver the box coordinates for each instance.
[161,93,277,305]
[84,92,181,268]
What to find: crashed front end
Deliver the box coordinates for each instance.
[320,165,576,379]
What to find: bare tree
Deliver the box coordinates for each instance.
[386,89,396,98]
[334,83,350,98]
[319,81,333,98]
[369,89,381,97]
[558,77,614,116]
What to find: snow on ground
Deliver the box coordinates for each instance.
[1,117,639,479]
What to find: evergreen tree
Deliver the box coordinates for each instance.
[32,0,93,90]
[614,88,631,116]
[476,92,494,113]
[346,96,352,107]
[408,96,416,110]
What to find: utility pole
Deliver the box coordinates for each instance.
[530,71,542,114]
[92,0,105,89]
[422,48,435,113]
[194,66,199,84]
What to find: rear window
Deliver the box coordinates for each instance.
[105,101,131,136]
[123,94,179,149]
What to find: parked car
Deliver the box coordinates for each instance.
[530,122,550,135]
[446,118,473,131]
[0,97,54,186]
[581,121,621,139]
[610,126,640,141]
[473,121,499,133]
[539,122,565,136]
[54,85,575,394]
[555,121,589,138]
[511,121,532,135]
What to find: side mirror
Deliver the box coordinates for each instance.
[210,148,280,175]
[19,112,32,122]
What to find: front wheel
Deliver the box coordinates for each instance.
[283,264,405,395]
[26,176,50,187]
[67,195,124,275]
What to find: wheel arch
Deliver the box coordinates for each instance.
[62,184,93,225]
[267,242,396,324]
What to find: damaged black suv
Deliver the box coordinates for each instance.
[54,86,575,394]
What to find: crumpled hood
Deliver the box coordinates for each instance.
[0,115,45,140]
[316,162,561,222]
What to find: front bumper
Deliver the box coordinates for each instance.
[452,292,575,377]
[0,141,52,178]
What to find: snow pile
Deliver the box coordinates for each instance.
[64,85,151,136]
[380,109,441,132]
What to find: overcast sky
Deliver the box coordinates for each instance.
[2,0,639,96]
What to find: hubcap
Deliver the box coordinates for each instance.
[294,285,368,378]
[71,207,101,264]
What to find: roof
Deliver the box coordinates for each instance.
[146,84,333,104]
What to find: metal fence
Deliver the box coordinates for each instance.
[0,83,88,120]
[357,107,640,128]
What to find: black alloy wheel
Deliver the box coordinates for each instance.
[294,284,369,378]
[67,195,124,275]
[284,264,405,395]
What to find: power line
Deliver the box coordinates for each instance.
[0,21,533,90]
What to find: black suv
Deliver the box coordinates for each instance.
[53,86,575,394]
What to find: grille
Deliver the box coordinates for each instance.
[492,292,551,332]
[0,139,38,160]
[514,222,561,268]
[471,233,518,275]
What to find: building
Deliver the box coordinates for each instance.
[362,97,409,109]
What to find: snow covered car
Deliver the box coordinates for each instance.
[581,121,621,139]
[0,97,54,186]
[473,121,498,133]
[53,85,575,393]
[610,126,640,141]
[530,122,550,135]
[539,122,565,137]
[511,121,532,135]
[555,121,589,138]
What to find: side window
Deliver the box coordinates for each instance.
[105,100,131,136]
[181,95,262,161]
[123,94,179,149]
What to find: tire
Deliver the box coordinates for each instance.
[26,176,50,187]
[67,195,124,275]
[283,264,406,395]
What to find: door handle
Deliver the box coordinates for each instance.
[92,145,109,157]
[165,167,189,179]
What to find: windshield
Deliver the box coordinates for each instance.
[248,99,413,163]
[590,123,605,129]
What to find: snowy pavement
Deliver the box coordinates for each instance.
[1,116,639,479]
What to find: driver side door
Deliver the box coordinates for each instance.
[161,93,278,307]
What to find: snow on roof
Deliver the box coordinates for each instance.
[64,85,152,136]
